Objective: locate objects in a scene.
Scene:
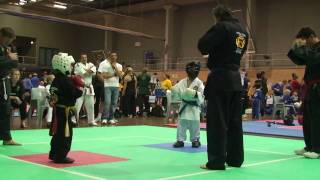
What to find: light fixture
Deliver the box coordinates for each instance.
[19,0,27,5]
[53,1,67,9]
[53,4,67,9]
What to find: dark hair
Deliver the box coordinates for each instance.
[296,27,316,39]
[212,5,232,20]
[80,52,87,56]
[256,72,262,79]
[254,80,262,89]
[292,73,298,80]
[0,27,16,38]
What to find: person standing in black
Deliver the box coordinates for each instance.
[288,27,320,159]
[122,66,137,118]
[93,57,105,122]
[198,5,248,170]
[9,68,29,129]
[0,27,21,145]
[260,71,268,117]
[49,53,82,163]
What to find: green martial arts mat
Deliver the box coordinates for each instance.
[0,126,318,180]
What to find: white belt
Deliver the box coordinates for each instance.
[1,78,8,100]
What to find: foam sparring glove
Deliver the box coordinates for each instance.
[70,75,85,90]
[182,88,198,101]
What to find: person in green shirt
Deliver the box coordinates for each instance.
[137,68,151,116]
[288,27,320,159]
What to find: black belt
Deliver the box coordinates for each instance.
[211,64,239,71]
[179,99,199,115]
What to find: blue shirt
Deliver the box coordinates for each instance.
[253,89,263,100]
[272,83,284,96]
[31,77,40,88]
[23,78,33,91]
[283,95,294,105]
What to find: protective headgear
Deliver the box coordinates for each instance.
[186,61,200,80]
[52,53,75,75]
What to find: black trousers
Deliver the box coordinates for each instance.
[0,102,12,141]
[137,94,150,114]
[49,107,73,160]
[303,85,320,153]
[122,93,136,116]
[241,90,249,115]
[206,91,244,169]
[12,101,28,120]
[94,85,104,118]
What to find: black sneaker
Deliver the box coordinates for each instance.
[49,154,55,161]
[53,157,75,164]
[173,141,184,148]
[192,141,201,148]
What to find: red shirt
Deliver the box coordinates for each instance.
[291,80,300,93]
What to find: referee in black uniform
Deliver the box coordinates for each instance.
[0,27,21,146]
[198,5,248,170]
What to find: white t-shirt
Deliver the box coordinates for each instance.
[98,59,122,87]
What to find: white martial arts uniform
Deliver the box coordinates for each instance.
[74,62,96,123]
[172,77,204,142]
[45,84,53,123]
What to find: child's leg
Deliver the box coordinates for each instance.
[189,120,200,142]
[51,107,73,161]
[177,119,187,142]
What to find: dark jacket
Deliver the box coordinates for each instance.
[288,42,320,82]
[198,18,248,93]
[0,46,17,105]
[50,71,83,106]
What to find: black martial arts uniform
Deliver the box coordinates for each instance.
[49,71,82,162]
[10,80,28,123]
[93,74,104,118]
[0,46,17,141]
[198,18,248,170]
[288,42,320,153]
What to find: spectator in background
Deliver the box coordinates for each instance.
[150,72,158,92]
[265,90,274,115]
[241,69,249,115]
[9,69,28,128]
[31,73,40,88]
[74,53,97,126]
[291,73,301,93]
[23,74,33,92]
[260,71,268,116]
[122,66,137,118]
[260,71,268,96]
[161,74,172,90]
[98,52,123,125]
[161,74,172,111]
[272,80,287,96]
[252,82,263,120]
[93,57,105,122]
[44,74,55,127]
[0,27,21,145]
[137,68,151,116]
[255,72,266,117]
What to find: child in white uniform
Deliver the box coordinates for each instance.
[172,62,204,148]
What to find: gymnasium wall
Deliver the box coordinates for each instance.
[0,14,105,62]
[253,0,320,54]
[113,10,165,66]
